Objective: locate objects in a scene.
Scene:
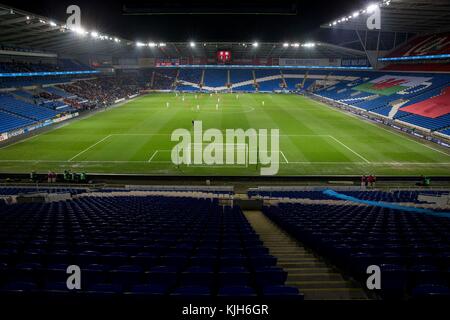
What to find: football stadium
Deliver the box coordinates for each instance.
[1,0,450,313]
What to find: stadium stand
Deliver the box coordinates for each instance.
[203,69,228,88]
[314,71,450,132]
[0,60,92,73]
[230,69,255,91]
[0,110,35,133]
[248,188,449,203]
[255,70,283,92]
[151,69,178,90]
[263,202,450,299]
[177,68,202,91]
[56,77,142,107]
[0,93,59,121]
[0,195,299,298]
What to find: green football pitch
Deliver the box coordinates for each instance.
[1,93,450,176]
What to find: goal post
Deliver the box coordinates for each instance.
[185,143,250,167]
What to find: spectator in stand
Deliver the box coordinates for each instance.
[367,175,375,188]
[56,76,142,109]
[361,175,367,189]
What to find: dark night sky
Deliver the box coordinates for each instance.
[3,0,369,42]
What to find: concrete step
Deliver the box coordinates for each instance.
[273,253,317,259]
[243,210,369,301]
[285,267,336,274]
[287,272,345,282]
[270,249,309,254]
[287,280,359,289]
[278,261,326,268]
[299,288,369,300]
[277,257,320,263]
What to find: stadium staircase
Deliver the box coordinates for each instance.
[387,100,409,119]
[280,71,287,88]
[301,72,309,90]
[243,210,369,300]
[150,71,155,88]
[252,70,257,87]
[200,70,205,87]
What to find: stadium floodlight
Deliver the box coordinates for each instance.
[159,43,167,47]
[302,42,315,48]
[291,43,300,48]
[49,21,57,27]
[367,4,379,13]
[136,41,146,47]
[26,16,30,20]
[332,21,337,25]
[283,43,289,48]
[149,42,157,47]
[72,26,87,36]
[114,38,120,43]
[91,31,99,38]
[253,42,259,47]
[352,11,360,18]
[190,41,196,47]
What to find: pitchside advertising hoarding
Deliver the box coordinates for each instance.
[278,58,341,67]
[0,133,9,142]
[341,58,370,67]
[0,113,79,141]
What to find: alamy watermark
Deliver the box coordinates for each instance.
[171,121,280,176]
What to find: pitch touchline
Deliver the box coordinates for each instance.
[1,160,450,165]
[107,133,330,137]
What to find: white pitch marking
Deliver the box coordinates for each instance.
[68,135,112,162]
[0,159,450,165]
[312,99,450,157]
[328,135,371,164]
[280,151,289,164]
[147,150,158,163]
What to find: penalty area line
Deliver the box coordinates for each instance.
[280,151,289,164]
[148,150,158,163]
[328,135,371,164]
[68,135,112,162]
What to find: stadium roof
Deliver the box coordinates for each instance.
[142,42,366,59]
[0,4,130,56]
[0,3,365,59]
[321,0,450,34]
